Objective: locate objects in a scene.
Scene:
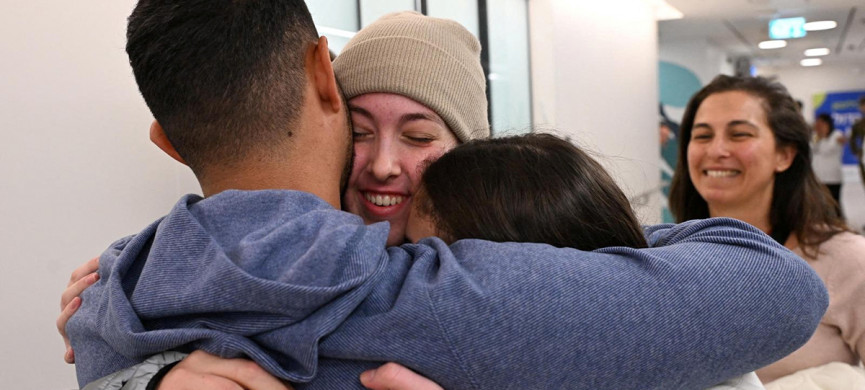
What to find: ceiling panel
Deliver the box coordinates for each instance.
[660,1,863,67]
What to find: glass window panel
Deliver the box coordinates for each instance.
[307,0,358,31]
[487,0,532,134]
[425,0,479,37]
[360,0,417,28]
[307,0,359,55]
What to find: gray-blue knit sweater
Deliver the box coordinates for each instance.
[68,190,828,389]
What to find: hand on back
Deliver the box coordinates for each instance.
[57,257,100,363]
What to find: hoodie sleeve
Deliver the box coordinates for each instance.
[420,217,827,389]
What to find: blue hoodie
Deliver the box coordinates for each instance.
[68,190,828,389]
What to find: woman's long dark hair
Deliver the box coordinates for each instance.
[668,75,846,255]
[416,133,647,251]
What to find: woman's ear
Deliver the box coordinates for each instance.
[149,121,187,165]
[775,145,796,173]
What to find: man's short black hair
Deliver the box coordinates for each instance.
[127,0,319,172]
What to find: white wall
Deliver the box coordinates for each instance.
[659,38,732,86]
[758,63,865,121]
[0,1,199,388]
[529,0,662,224]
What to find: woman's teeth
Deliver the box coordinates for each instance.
[364,193,405,207]
[705,170,739,178]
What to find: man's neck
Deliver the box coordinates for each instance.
[198,159,342,209]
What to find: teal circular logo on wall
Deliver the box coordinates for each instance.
[659,61,702,108]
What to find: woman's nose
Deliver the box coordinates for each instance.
[706,137,731,158]
[369,145,401,181]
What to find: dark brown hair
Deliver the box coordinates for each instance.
[416,133,647,251]
[669,75,846,254]
[126,0,319,174]
[816,113,835,134]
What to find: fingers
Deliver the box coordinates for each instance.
[360,363,444,390]
[162,350,290,390]
[58,271,99,364]
[58,257,99,365]
[57,296,81,363]
[67,257,99,288]
[64,347,75,364]
[60,271,99,311]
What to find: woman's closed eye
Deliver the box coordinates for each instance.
[691,130,713,141]
[353,128,374,141]
[403,132,437,145]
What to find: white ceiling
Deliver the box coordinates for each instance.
[660,0,865,68]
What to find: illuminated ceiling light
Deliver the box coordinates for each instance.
[759,40,787,49]
[800,58,823,67]
[804,48,830,57]
[804,20,837,31]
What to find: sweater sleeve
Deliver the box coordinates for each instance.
[423,218,827,389]
[823,233,865,362]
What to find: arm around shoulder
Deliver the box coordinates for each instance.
[426,218,828,388]
[821,232,865,360]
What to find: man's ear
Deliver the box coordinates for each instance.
[149,121,187,165]
[775,145,796,173]
[310,36,342,113]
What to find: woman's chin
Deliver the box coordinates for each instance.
[386,230,407,246]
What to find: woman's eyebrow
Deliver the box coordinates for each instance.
[400,112,446,128]
[348,105,373,119]
[693,120,758,130]
[726,119,759,129]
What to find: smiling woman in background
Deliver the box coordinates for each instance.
[669,75,865,385]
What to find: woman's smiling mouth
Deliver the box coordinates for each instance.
[704,169,740,178]
[363,192,406,207]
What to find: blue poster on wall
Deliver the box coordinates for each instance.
[813,90,865,165]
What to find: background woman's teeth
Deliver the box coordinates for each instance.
[707,170,736,177]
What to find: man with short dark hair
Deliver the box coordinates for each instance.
[66,1,829,389]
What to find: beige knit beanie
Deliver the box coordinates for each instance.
[333,11,490,142]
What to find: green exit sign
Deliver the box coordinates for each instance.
[769,17,807,39]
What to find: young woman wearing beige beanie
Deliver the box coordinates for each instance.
[333,11,491,247]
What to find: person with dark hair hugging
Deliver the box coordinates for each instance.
[62,0,829,389]
[405,133,647,250]
[406,133,770,390]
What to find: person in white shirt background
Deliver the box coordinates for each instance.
[811,113,846,218]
